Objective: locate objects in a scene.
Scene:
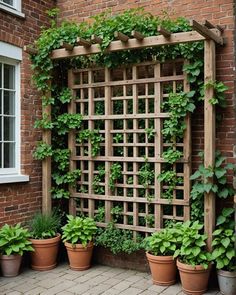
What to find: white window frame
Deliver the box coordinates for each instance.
[0,0,25,18]
[0,42,29,183]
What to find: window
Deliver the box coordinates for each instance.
[0,0,24,18]
[0,42,29,183]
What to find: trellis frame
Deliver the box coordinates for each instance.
[25,19,224,248]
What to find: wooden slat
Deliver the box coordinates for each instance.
[190,20,224,45]
[114,31,129,42]
[157,26,171,38]
[77,37,92,47]
[204,40,216,250]
[51,31,208,59]
[203,20,224,33]
[131,30,144,40]
[60,42,74,51]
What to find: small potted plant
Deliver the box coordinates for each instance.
[145,227,179,286]
[62,215,97,270]
[0,224,33,277]
[29,211,61,270]
[212,208,236,295]
[174,221,212,295]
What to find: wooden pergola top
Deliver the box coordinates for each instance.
[24,20,224,60]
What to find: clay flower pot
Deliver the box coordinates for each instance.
[30,234,61,271]
[146,252,177,286]
[64,241,93,270]
[177,259,211,295]
[0,254,22,277]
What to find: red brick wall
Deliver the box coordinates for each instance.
[0,0,56,226]
[57,0,236,178]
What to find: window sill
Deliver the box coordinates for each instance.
[0,174,29,184]
[0,4,25,19]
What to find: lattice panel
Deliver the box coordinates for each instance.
[68,60,191,236]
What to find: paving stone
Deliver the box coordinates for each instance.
[140,290,159,295]
[40,280,76,295]
[102,288,121,295]
[3,292,23,295]
[126,275,145,283]
[148,284,168,293]
[162,284,182,295]
[82,283,112,295]
[101,277,121,286]
[119,287,143,294]
[112,280,132,291]
[24,286,48,295]
[67,282,90,294]
[57,291,74,295]
[12,278,42,293]
[36,277,63,289]
[131,278,153,290]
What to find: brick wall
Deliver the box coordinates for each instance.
[0,0,56,226]
[57,0,236,185]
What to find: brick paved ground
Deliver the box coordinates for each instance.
[0,263,220,295]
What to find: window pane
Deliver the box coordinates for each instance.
[0,63,2,88]
[4,117,15,141]
[4,142,15,168]
[0,143,2,168]
[3,0,14,6]
[0,117,2,141]
[4,91,15,115]
[0,90,2,114]
[4,64,15,90]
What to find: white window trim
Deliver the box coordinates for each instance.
[0,0,25,18]
[0,43,29,183]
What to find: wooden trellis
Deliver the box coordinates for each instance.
[25,19,224,246]
[68,60,191,235]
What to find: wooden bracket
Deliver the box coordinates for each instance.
[131,30,144,41]
[91,35,103,44]
[190,20,224,45]
[157,26,171,38]
[60,42,74,51]
[23,45,38,55]
[203,20,224,33]
[114,31,129,42]
[77,37,92,47]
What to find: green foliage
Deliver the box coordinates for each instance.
[51,187,70,199]
[52,169,81,185]
[109,163,122,191]
[190,151,235,222]
[94,223,143,254]
[33,141,53,160]
[53,149,70,171]
[94,206,105,222]
[92,165,105,194]
[54,113,83,135]
[111,206,123,223]
[157,170,183,201]
[57,88,73,104]
[138,161,155,189]
[62,215,97,247]
[204,80,228,107]
[77,129,104,157]
[29,211,61,239]
[145,228,179,256]
[34,113,53,130]
[145,127,155,140]
[183,61,203,84]
[173,221,211,269]
[162,148,183,164]
[113,133,123,143]
[0,224,33,256]
[216,207,234,229]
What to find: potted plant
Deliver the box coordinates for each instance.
[0,224,33,277]
[62,215,97,270]
[174,221,212,295]
[212,208,236,295]
[145,227,179,286]
[29,211,61,270]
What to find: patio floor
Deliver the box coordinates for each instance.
[0,263,220,295]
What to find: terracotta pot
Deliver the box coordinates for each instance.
[30,234,61,271]
[146,252,177,286]
[64,241,93,270]
[0,254,22,277]
[177,259,211,295]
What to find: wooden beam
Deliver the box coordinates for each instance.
[203,20,224,33]
[77,37,91,47]
[23,45,38,55]
[60,42,74,51]
[131,30,144,40]
[51,31,208,60]
[157,26,171,38]
[114,31,129,42]
[91,34,103,44]
[190,20,224,45]
[204,40,216,250]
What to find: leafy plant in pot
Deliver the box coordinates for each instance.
[29,211,61,270]
[62,215,97,270]
[211,208,236,295]
[145,227,180,286]
[174,221,212,295]
[0,224,33,277]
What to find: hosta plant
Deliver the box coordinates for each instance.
[62,215,97,247]
[0,224,33,256]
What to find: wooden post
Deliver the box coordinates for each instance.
[204,40,216,249]
[42,89,52,214]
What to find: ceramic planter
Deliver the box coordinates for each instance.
[30,234,61,271]
[177,259,211,295]
[0,254,22,277]
[217,269,236,295]
[65,241,93,270]
[146,252,177,286]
